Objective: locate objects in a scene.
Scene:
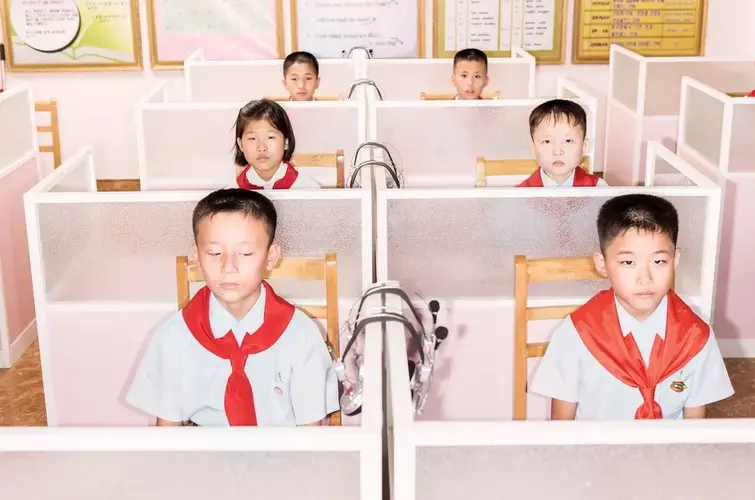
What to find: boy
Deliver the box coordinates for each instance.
[451,48,488,100]
[127,189,339,426]
[519,99,606,187]
[283,51,320,101]
[530,194,733,420]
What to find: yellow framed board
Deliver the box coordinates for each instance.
[572,0,708,64]
[1,0,142,72]
[145,0,285,69]
[290,0,425,58]
[433,0,566,64]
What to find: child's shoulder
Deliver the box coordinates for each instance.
[281,307,323,342]
[149,309,196,347]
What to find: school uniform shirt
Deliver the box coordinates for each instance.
[530,292,733,420]
[236,161,321,190]
[126,284,339,426]
[518,167,607,187]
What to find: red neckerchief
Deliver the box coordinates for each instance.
[182,281,295,426]
[747,90,755,97]
[518,167,600,187]
[570,289,709,419]
[236,162,300,190]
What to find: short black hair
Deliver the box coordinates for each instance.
[597,194,679,253]
[453,48,488,71]
[192,188,277,246]
[233,99,296,166]
[283,51,319,77]
[529,99,587,138]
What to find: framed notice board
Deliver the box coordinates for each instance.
[433,0,566,64]
[573,0,708,64]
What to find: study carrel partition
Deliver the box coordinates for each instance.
[24,148,374,427]
[0,86,40,368]
[369,88,597,188]
[672,77,755,356]
[375,143,721,423]
[136,82,367,190]
[604,44,755,187]
[183,48,362,103]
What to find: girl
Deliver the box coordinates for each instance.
[233,99,320,189]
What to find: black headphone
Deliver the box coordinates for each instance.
[348,142,401,188]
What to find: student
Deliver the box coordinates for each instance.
[530,194,733,420]
[233,99,320,189]
[451,48,488,100]
[518,99,606,187]
[127,189,340,426]
[283,51,320,101]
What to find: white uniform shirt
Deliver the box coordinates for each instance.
[540,168,608,187]
[530,295,734,420]
[243,163,321,189]
[126,285,339,426]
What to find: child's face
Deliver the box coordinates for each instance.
[593,229,680,321]
[237,118,286,179]
[451,60,488,100]
[531,117,587,184]
[283,62,320,101]
[194,212,279,316]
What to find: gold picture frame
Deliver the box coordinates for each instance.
[0,0,143,72]
[146,0,285,69]
[432,0,566,64]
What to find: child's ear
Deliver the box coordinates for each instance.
[673,247,681,270]
[593,251,608,277]
[236,137,244,152]
[193,244,200,268]
[315,77,321,90]
[484,75,489,88]
[266,242,281,271]
[582,136,589,157]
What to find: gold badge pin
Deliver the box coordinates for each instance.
[670,380,687,393]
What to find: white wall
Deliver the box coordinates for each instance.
[3,0,754,179]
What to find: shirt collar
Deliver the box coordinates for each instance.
[244,162,287,189]
[614,294,668,339]
[539,168,575,187]
[209,285,266,342]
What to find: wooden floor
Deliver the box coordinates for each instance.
[1,340,754,425]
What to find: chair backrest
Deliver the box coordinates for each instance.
[475,157,591,187]
[35,100,62,168]
[234,149,345,188]
[419,91,501,101]
[176,253,342,426]
[513,255,605,420]
[265,94,343,102]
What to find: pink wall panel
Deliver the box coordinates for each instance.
[604,103,639,186]
[639,116,679,184]
[0,157,38,344]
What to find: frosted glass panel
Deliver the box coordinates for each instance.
[385,195,705,298]
[416,444,754,500]
[0,89,35,166]
[141,104,360,187]
[188,60,357,102]
[1,451,359,500]
[728,103,755,173]
[365,60,532,100]
[683,89,724,167]
[611,52,640,112]
[39,198,365,301]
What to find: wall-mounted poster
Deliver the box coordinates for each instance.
[0,0,142,72]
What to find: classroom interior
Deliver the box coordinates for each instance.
[2,0,755,498]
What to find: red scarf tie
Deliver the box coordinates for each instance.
[237,162,300,190]
[182,281,295,426]
[518,166,600,187]
[747,90,755,97]
[571,289,709,419]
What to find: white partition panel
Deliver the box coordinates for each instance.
[604,44,755,186]
[557,78,604,172]
[137,87,366,190]
[185,49,360,102]
[370,99,597,188]
[25,154,374,425]
[363,56,536,101]
[677,77,755,353]
[0,86,40,368]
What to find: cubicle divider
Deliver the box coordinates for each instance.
[24,149,374,426]
[136,82,368,190]
[368,92,597,188]
[556,77,603,172]
[672,77,755,355]
[184,48,363,103]
[0,86,40,368]
[604,44,755,187]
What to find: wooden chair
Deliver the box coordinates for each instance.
[265,94,343,102]
[176,254,342,426]
[475,156,591,187]
[235,149,345,188]
[725,91,755,98]
[420,91,501,101]
[513,255,605,420]
[35,100,62,168]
